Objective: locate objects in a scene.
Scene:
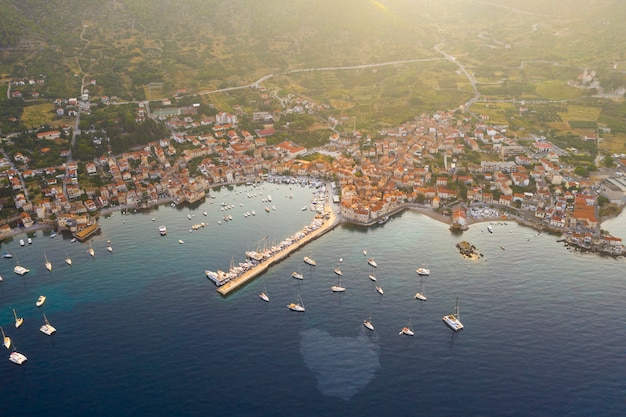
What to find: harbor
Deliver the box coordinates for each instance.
[216,206,340,296]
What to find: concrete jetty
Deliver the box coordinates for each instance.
[216,208,341,296]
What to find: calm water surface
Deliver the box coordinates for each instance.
[0,183,624,417]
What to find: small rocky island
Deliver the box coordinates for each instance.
[456,241,482,260]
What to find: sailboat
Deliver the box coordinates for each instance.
[399,325,415,336]
[13,309,23,328]
[368,258,377,268]
[40,313,56,335]
[259,287,270,303]
[363,318,375,331]
[291,267,304,280]
[88,243,95,257]
[415,278,427,301]
[376,285,384,295]
[287,293,305,312]
[65,253,72,266]
[368,272,377,281]
[44,252,52,271]
[334,260,343,276]
[1,326,11,349]
[331,276,346,292]
[416,264,430,276]
[443,297,464,331]
[106,240,113,252]
[303,256,316,266]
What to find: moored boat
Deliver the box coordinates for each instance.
[159,225,167,235]
[363,319,375,331]
[416,265,430,276]
[40,313,56,336]
[399,326,415,336]
[259,290,270,303]
[287,294,305,312]
[9,351,27,365]
[36,295,46,307]
[3,251,13,258]
[1,326,11,349]
[13,309,23,328]
[14,265,30,275]
[376,285,384,295]
[303,256,316,266]
[443,297,464,331]
[19,239,25,246]
[367,258,378,268]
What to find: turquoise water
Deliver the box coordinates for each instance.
[0,182,624,416]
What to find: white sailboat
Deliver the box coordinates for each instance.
[88,243,95,257]
[259,289,270,303]
[415,278,427,301]
[443,297,464,331]
[363,318,375,331]
[368,272,377,281]
[368,258,378,268]
[1,326,11,349]
[13,309,23,328]
[303,256,316,266]
[376,285,384,295]
[44,252,52,271]
[331,276,346,292]
[287,294,305,312]
[292,267,304,280]
[106,240,113,252]
[416,264,430,276]
[40,313,56,335]
[65,253,72,266]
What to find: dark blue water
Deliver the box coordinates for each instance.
[0,183,624,417]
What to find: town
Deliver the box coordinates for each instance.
[1,80,625,256]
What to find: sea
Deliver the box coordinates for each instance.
[0,181,624,417]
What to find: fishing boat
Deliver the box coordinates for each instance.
[376,285,384,295]
[1,327,11,349]
[363,319,375,331]
[44,252,52,271]
[9,351,27,365]
[368,258,378,268]
[399,326,415,336]
[416,264,430,276]
[36,295,46,307]
[443,297,464,331]
[287,294,305,312]
[40,313,56,336]
[259,289,270,303]
[88,244,95,257]
[13,309,23,328]
[303,256,316,266]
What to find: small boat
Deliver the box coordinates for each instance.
[500,246,505,251]
[36,295,46,307]
[378,216,389,225]
[443,297,464,331]
[0,275,3,282]
[399,326,414,336]
[187,214,192,220]
[9,351,27,365]
[88,244,95,257]
[368,258,378,268]
[106,242,113,252]
[259,289,270,303]
[287,294,305,312]
[13,309,23,328]
[331,277,346,292]
[291,269,304,280]
[1,326,11,349]
[70,238,77,243]
[65,255,72,266]
[159,225,167,235]
[334,267,343,276]
[152,218,156,221]
[303,256,316,266]
[487,225,494,233]
[178,240,184,244]
[50,231,57,238]
[265,207,270,213]
[363,249,367,256]
[13,265,30,275]
[40,313,56,335]
[368,273,377,282]
[44,252,52,271]
[376,286,384,295]
[416,265,430,276]
[363,319,375,331]
[28,237,32,244]
[3,251,13,258]
[19,239,25,246]
[251,210,255,216]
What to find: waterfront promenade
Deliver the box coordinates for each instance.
[217,206,341,296]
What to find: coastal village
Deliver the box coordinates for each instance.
[1,85,626,257]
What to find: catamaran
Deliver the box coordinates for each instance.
[443,297,464,331]
[40,313,56,336]
[9,351,27,365]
